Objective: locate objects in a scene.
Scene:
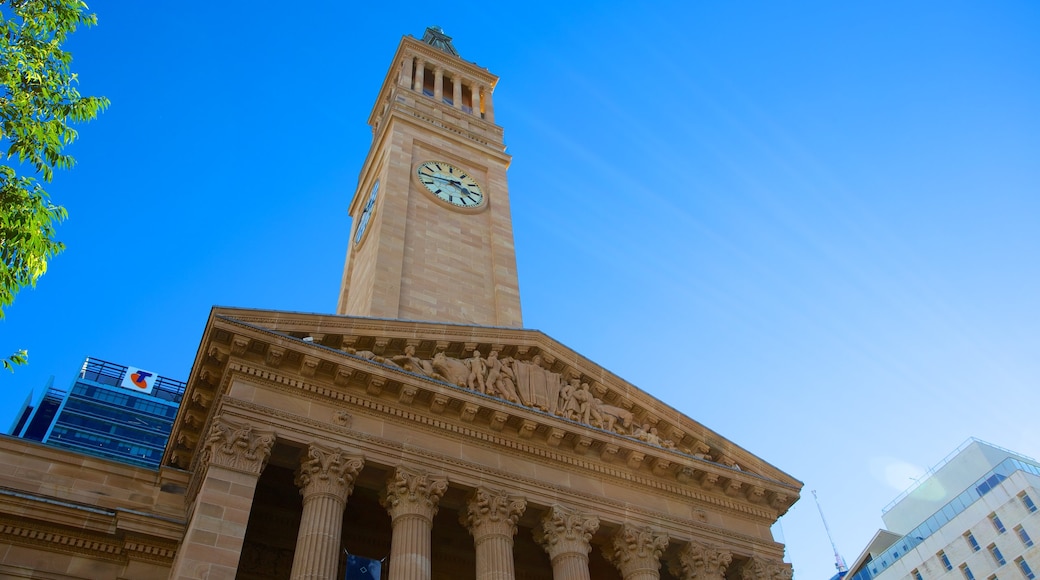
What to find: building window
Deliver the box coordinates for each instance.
[965,531,981,551]
[1017,558,1036,580]
[991,513,1007,534]
[913,569,923,580]
[1015,525,1034,547]
[1020,492,1038,513]
[962,564,977,580]
[989,544,1007,566]
[940,550,953,571]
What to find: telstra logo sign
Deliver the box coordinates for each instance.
[121,366,157,395]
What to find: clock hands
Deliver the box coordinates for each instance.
[428,173,477,198]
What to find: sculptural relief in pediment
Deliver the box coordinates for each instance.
[343,344,684,453]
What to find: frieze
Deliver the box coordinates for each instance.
[216,373,788,523]
[341,345,691,455]
[219,397,785,552]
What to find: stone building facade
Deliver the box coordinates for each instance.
[0,27,801,580]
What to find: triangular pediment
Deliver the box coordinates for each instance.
[166,307,801,519]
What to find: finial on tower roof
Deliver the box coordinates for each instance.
[421,25,460,57]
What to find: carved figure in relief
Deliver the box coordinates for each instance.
[345,347,392,365]
[431,352,469,387]
[466,350,487,393]
[510,354,562,413]
[558,378,580,420]
[574,382,593,424]
[590,399,634,433]
[390,345,432,376]
[485,352,519,403]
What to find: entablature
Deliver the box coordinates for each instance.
[166,309,800,519]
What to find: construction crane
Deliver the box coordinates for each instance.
[813,490,848,576]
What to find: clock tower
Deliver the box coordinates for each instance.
[337,27,522,327]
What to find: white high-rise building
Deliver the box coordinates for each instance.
[847,439,1040,580]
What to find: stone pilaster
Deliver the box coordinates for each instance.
[289,444,365,580]
[463,487,527,580]
[670,542,732,580]
[534,505,600,580]
[740,557,793,580]
[605,524,669,580]
[380,467,448,580]
[169,418,275,580]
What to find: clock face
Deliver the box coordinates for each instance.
[353,179,379,245]
[416,161,485,208]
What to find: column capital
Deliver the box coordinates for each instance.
[202,417,274,475]
[740,557,792,580]
[463,486,527,541]
[670,542,732,580]
[605,524,669,579]
[294,443,364,502]
[380,466,448,522]
[535,504,600,560]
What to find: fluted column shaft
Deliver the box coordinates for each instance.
[535,505,599,580]
[605,524,669,580]
[464,487,527,580]
[381,467,448,580]
[290,445,364,580]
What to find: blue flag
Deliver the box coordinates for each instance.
[345,553,383,580]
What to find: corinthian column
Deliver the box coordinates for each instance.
[289,444,365,580]
[670,542,732,580]
[169,418,274,580]
[463,487,527,580]
[380,467,448,580]
[740,557,793,580]
[605,524,669,580]
[534,505,600,580]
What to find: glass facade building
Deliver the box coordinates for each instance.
[845,440,1040,580]
[10,357,184,469]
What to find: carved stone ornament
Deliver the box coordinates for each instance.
[605,523,669,579]
[294,444,364,502]
[380,466,448,521]
[360,349,658,441]
[340,344,744,474]
[462,487,527,539]
[670,542,733,580]
[202,418,275,475]
[740,557,793,580]
[534,504,600,560]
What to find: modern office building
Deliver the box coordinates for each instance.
[8,357,184,469]
[0,28,800,578]
[846,439,1040,580]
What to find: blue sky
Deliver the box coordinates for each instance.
[2,2,1039,578]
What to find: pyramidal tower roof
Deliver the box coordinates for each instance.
[420,25,460,57]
